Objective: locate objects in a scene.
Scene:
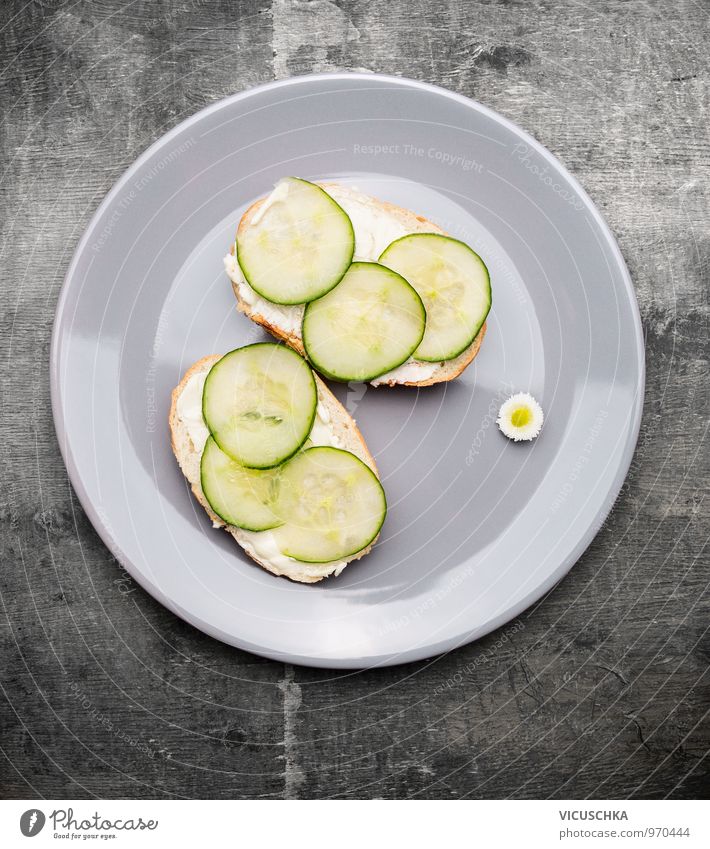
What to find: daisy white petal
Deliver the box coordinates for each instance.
[497,392,544,442]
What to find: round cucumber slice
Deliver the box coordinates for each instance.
[202,343,317,469]
[236,177,355,305]
[201,437,283,531]
[302,261,426,382]
[272,447,386,563]
[379,233,491,362]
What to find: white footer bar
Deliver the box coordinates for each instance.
[1,799,708,848]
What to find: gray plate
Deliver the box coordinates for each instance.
[50,74,644,668]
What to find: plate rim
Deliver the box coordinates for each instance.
[50,72,646,668]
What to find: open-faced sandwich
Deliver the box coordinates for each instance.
[224,178,492,387]
[170,342,386,583]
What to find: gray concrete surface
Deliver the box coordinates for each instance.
[1,0,708,799]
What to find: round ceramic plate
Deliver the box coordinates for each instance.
[51,74,644,668]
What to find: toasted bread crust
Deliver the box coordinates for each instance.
[169,354,378,583]
[230,183,487,384]
[231,274,307,355]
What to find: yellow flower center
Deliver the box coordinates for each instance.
[511,406,532,428]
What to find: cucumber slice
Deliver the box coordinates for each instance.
[302,261,426,382]
[236,177,355,305]
[379,234,491,362]
[273,447,386,563]
[201,436,283,531]
[202,343,317,469]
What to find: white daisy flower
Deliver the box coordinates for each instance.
[497,392,544,442]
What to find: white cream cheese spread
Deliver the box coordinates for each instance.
[176,369,210,453]
[370,359,437,386]
[238,530,347,579]
[223,252,304,337]
[250,178,290,225]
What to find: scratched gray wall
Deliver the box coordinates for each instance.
[1,0,708,799]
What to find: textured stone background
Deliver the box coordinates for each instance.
[1,0,708,799]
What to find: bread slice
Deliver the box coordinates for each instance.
[169,354,380,583]
[224,182,487,387]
